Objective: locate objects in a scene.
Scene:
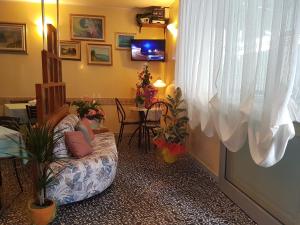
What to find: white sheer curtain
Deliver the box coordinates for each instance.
[175,0,300,167]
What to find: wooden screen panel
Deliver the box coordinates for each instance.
[42,51,62,83]
[36,82,67,125]
[47,24,57,55]
[36,24,67,125]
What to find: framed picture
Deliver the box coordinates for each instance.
[70,14,105,41]
[115,32,135,50]
[0,22,27,54]
[87,43,112,65]
[60,41,81,60]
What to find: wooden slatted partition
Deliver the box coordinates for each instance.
[36,24,68,126]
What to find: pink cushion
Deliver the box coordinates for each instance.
[81,118,95,140]
[65,131,93,158]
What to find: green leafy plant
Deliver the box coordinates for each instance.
[72,99,105,121]
[155,87,189,145]
[19,124,64,207]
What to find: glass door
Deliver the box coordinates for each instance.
[221,123,300,225]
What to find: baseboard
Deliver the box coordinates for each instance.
[188,151,218,182]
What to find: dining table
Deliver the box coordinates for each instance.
[128,106,162,148]
[0,126,27,213]
[4,103,29,124]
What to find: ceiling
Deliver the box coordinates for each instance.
[1,0,175,8]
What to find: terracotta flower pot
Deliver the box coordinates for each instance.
[28,199,56,225]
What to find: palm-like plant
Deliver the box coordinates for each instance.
[20,124,63,207]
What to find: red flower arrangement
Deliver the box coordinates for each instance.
[153,139,186,155]
[71,98,105,123]
[135,63,158,108]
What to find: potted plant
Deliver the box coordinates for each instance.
[72,98,105,127]
[153,87,189,163]
[19,124,64,225]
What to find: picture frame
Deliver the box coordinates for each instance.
[70,14,105,41]
[0,22,27,54]
[87,43,112,65]
[60,40,81,60]
[115,32,135,50]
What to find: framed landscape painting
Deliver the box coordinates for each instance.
[0,23,27,54]
[71,14,105,41]
[60,41,81,60]
[115,32,135,50]
[87,43,112,65]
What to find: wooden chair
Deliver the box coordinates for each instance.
[26,105,37,125]
[142,101,169,152]
[0,116,20,131]
[115,98,140,146]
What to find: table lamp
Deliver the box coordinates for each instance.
[153,79,166,99]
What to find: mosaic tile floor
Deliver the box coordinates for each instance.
[0,136,256,225]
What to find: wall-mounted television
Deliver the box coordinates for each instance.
[131,39,165,61]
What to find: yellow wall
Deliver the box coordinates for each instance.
[165,0,178,85]
[0,2,166,133]
[165,0,220,176]
[0,2,165,98]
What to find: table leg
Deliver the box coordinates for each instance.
[138,124,142,148]
[13,159,23,192]
[128,126,140,146]
[0,163,2,212]
[138,111,145,149]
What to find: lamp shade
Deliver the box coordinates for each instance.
[153,79,167,88]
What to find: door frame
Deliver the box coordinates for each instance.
[219,144,282,225]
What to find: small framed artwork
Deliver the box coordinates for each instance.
[0,22,27,54]
[115,32,135,50]
[87,43,112,65]
[70,14,105,41]
[60,41,81,60]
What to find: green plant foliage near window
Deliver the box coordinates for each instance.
[155,87,189,145]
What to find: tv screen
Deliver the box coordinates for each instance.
[131,39,165,61]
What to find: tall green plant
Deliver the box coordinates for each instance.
[155,87,189,144]
[20,124,64,206]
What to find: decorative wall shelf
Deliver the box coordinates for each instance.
[138,23,167,33]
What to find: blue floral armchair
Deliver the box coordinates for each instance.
[46,114,118,205]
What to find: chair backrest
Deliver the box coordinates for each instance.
[0,116,20,131]
[115,98,126,123]
[144,101,169,124]
[26,105,37,125]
